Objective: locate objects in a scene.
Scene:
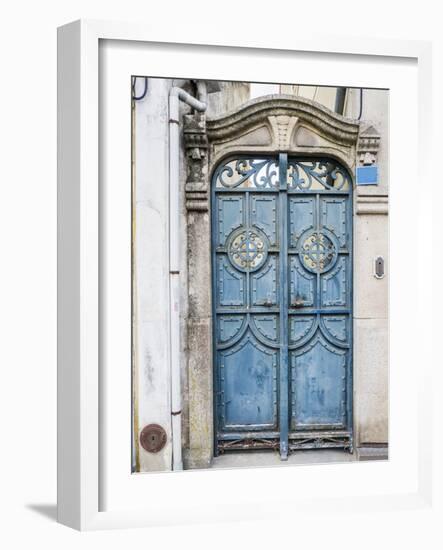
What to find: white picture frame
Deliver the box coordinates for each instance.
[57,19,433,531]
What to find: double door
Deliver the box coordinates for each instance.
[212,153,353,458]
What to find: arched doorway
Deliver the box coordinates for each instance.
[211,154,353,459]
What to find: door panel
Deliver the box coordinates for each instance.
[289,197,315,247]
[289,316,317,345]
[251,257,279,306]
[220,335,278,430]
[321,315,349,343]
[216,256,246,307]
[251,314,279,344]
[290,339,346,429]
[287,159,352,438]
[320,256,350,308]
[217,315,246,344]
[321,197,349,248]
[216,194,245,247]
[289,256,316,308]
[251,194,278,246]
[213,160,281,439]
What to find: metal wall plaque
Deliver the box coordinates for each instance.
[375,256,385,279]
[140,424,167,453]
[356,165,378,185]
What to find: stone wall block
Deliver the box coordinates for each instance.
[186,319,213,469]
[354,318,389,444]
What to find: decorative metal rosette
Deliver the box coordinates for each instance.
[299,230,338,273]
[227,228,269,272]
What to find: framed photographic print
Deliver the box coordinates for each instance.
[131,77,387,472]
[57,20,433,530]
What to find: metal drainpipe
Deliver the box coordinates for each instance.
[334,87,347,115]
[168,82,207,470]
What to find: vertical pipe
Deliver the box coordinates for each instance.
[169,94,180,273]
[278,153,289,460]
[168,93,183,470]
[170,274,182,470]
[334,87,346,115]
[168,85,207,471]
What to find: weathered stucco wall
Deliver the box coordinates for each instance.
[133,79,252,472]
[346,88,389,449]
[133,77,173,471]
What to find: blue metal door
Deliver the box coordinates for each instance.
[212,154,353,459]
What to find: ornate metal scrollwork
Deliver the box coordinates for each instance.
[289,434,352,451]
[214,158,279,189]
[213,157,350,191]
[288,160,350,191]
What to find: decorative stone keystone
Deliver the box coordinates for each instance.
[268,115,298,150]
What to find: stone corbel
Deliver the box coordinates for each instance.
[183,113,209,211]
[357,125,381,166]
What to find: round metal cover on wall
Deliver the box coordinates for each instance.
[140,424,167,453]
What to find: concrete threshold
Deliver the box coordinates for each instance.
[211,449,357,470]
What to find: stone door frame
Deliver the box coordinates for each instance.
[183,94,381,468]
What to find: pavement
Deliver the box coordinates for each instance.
[211,449,357,469]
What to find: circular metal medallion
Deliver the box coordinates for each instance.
[140,424,167,453]
[227,228,268,272]
[299,230,338,273]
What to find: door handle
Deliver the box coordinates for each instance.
[257,298,274,306]
[291,296,304,308]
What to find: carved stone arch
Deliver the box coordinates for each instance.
[206,94,360,175]
[184,94,360,469]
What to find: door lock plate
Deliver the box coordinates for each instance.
[374,256,385,279]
